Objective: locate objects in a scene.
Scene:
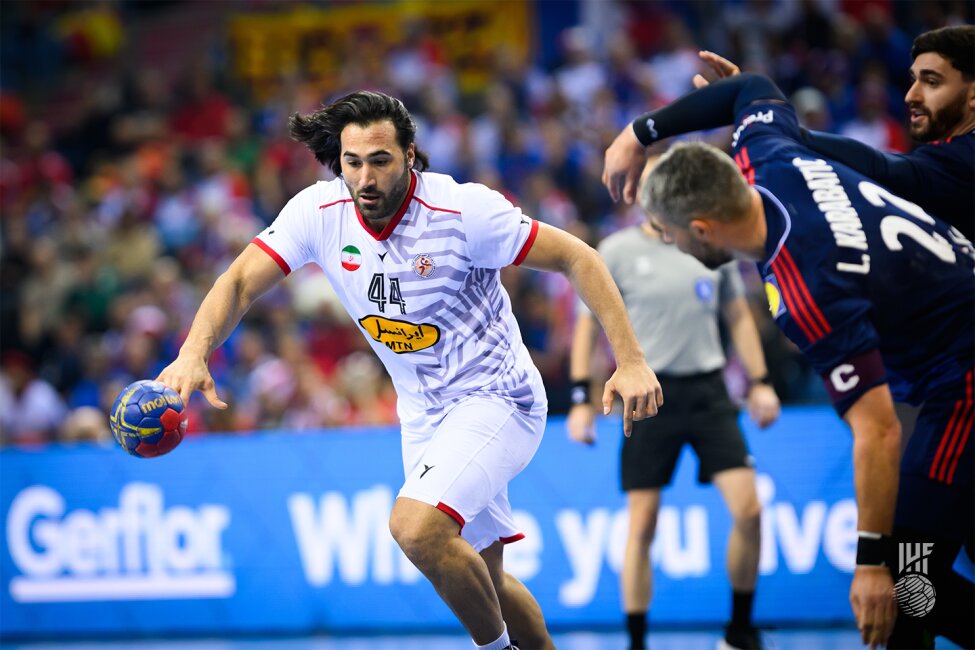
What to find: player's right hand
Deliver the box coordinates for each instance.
[156,355,228,410]
[693,50,741,89]
[602,125,648,204]
[566,403,597,445]
[849,566,897,649]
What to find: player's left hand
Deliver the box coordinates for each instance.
[746,384,780,428]
[850,566,897,649]
[602,362,664,437]
[602,125,648,204]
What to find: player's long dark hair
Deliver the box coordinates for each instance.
[912,26,974,79]
[288,91,430,176]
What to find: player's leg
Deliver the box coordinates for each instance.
[393,397,545,648]
[481,541,554,650]
[389,497,506,644]
[619,403,683,650]
[689,371,762,650]
[712,468,762,593]
[621,488,662,650]
[888,371,973,650]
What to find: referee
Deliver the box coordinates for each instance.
[567,166,780,650]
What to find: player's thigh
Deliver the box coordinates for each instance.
[896,375,973,543]
[399,397,545,526]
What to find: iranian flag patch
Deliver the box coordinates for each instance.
[341,245,362,271]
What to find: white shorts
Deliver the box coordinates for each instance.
[398,397,545,552]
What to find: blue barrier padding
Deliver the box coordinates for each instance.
[1,407,857,638]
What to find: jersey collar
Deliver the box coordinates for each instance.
[756,184,792,274]
[354,170,417,241]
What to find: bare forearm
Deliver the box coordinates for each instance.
[727,306,768,380]
[852,428,900,533]
[844,386,902,533]
[570,313,598,381]
[180,272,253,360]
[565,248,644,366]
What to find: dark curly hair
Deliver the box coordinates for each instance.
[288,91,430,176]
[911,26,974,79]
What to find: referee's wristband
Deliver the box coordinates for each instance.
[855,532,892,567]
[748,374,772,388]
[570,379,591,406]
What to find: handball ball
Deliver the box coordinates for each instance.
[895,573,936,617]
[109,380,187,458]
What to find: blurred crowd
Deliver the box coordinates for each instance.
[1,0,970,446]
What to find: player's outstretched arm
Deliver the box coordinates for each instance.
[520,223,662,436]
[602,74,786,202]
[157,244,286,408]
[567,311,600,445]
[843,384,901,649]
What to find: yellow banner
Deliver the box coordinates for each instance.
[229,2,532,97]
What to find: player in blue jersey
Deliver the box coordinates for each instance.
[606,26,974,241]
[602,73,973,649]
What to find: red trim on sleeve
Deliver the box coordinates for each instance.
[251,237,291,275]
[436,502,465,530]
[356,171,417,241]
[735,147,755,185]
[512,219,539,266]
[500,533,525,544]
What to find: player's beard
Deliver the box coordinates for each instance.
[349,165,412,225]
[909,89,968,142]
[689,239,734,270]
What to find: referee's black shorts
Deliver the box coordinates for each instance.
[621,370,754,491]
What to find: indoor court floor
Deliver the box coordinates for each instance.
[2,628,966,650]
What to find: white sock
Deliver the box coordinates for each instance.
[473,623,510,650]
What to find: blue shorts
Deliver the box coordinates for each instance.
[895,368,973,543]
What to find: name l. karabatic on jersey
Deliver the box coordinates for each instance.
[731,100,974,415]
[253,171,548,431]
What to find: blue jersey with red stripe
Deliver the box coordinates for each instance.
[733,101,975,414]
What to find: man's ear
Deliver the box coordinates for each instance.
[689,218,713,240]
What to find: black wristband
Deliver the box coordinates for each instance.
[748,374,772,388]
[631,115,658,147]
[570,379,591,406]
[855,532,891,567]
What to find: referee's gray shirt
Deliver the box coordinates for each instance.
[581,225,745,375]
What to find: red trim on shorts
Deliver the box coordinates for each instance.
[930,369,974,483]
[500,533,525,544]
[436,502,465,530]
[251,237,291,275]
[412,195,461,215]
[356,171,417,241]
[513,219,539,266]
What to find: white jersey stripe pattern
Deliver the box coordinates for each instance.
[252,171,547,432]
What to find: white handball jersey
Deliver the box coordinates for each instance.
[252,171,548,432]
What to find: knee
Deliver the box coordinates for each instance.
[628,514,658,548]
[732,501,762,534]
[389,508,434,564]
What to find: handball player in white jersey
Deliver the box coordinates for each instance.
[157,90,662,650]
